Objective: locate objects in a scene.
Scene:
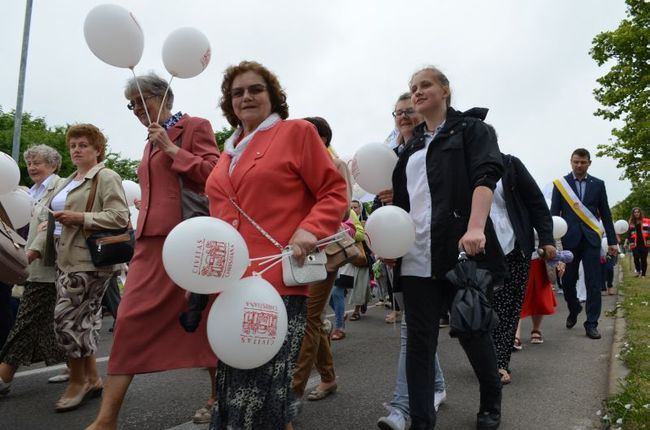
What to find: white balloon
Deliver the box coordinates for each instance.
[350,143,398,195]
[162,27,211,79]
[83,4,144,68]
[121,180,141,206]
[207,276,288,369]
[0,153,20,196]
[614,219,629,235]
[0,189,33,229]
[162,217,249,294]
[552,216,568,239]
[129,205,139,230]
[364,206,415,258]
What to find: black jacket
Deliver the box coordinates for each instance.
[392,107,506,281]
[501,154,554,257]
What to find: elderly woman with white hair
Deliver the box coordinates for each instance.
[0,144,66,395]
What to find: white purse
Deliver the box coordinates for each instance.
[230,199,328,286]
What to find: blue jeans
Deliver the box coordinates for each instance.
[329,286,346,329]
[390,317,445,417]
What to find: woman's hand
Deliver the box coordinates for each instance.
[133,198,142,210]
[557,261,566,278]
[540,245,557,260]
[459,228,486,256]
[53,210,84,226]
[148,123,179,159]
[289,228,318,267]
[26,250,41,263]
[377,190,393,205]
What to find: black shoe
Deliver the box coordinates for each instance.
[566,313,578,329]
[477,411,501,430]
[566,305,582,329]
[585,326,601,339]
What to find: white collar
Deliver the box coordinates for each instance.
[225,113,282,175]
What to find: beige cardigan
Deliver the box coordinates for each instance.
[26,174,62,282]
[30,163,130,273]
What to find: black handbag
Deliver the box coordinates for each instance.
[84,169,135,266]
[445,252,499,338]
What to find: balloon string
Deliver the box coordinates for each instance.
[130,67,152,125]
[254,255,286,276]
[156,75,174,124]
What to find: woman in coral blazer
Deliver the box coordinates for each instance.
[205,61,347,430]
[89,73,219,430]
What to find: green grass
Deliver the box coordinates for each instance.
[603,259,650,429]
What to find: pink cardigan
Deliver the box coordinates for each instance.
[205,119,348,296]
[136,114,219,239]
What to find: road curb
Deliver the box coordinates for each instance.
[607,278,629,398]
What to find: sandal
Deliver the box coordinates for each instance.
[331,329,346,341]
[530,330,544,344]
[498,369,511,385]
[349,312,361,321]
[513,337,523,351]
[85,379,104,399]
[193,402,214,424]
[306,383,338,401]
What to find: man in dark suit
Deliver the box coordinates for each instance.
[551,148,618,339]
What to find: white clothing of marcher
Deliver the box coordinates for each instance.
[576,262,587,302]
[401,122,444,277]
[50,179,83,236]
[490,179,516,255]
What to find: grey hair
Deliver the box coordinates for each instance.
[410,66,452,107]
[396,92,411,104]
[23,144,62,173]
[124,72,174,110]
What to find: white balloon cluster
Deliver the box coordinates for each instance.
[161,217,287,369]
[0,153,33,229]
[83,4,212,123]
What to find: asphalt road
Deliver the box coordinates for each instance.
[0,292,617,430]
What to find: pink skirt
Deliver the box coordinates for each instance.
[520,259,557,318]
[107,236,217,374]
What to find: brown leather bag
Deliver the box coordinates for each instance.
[324,230,363,272]
[0,203,29,285]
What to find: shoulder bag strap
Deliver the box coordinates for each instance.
[83,167,107,235]
[0,202,13,229]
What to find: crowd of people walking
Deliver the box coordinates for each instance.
[0,59,637,430]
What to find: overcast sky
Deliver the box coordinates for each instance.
[1,0,631,204]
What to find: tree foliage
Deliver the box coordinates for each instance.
[590,0,650,184]
[0,107,139,185]
[215,127,235,153]
[611,180,650,224]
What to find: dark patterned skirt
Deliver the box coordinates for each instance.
[210,296,307,430]
[0,282,66,367]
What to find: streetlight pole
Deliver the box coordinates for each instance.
[12,0,34,162]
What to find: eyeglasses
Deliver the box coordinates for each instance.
[392,109,416,118]
[127,95,158,111]
[230,84,267,99]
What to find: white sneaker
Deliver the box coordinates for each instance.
[434,389,447,411]
[377,408,406,430]
[0,376,11,395]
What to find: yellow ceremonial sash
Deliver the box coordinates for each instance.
[553,177,603,238]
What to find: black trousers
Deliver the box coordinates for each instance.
[633,247,648,276]
[402,276,502,429]
[562,241,602,328]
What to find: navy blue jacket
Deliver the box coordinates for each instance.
[550,173,617,249]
